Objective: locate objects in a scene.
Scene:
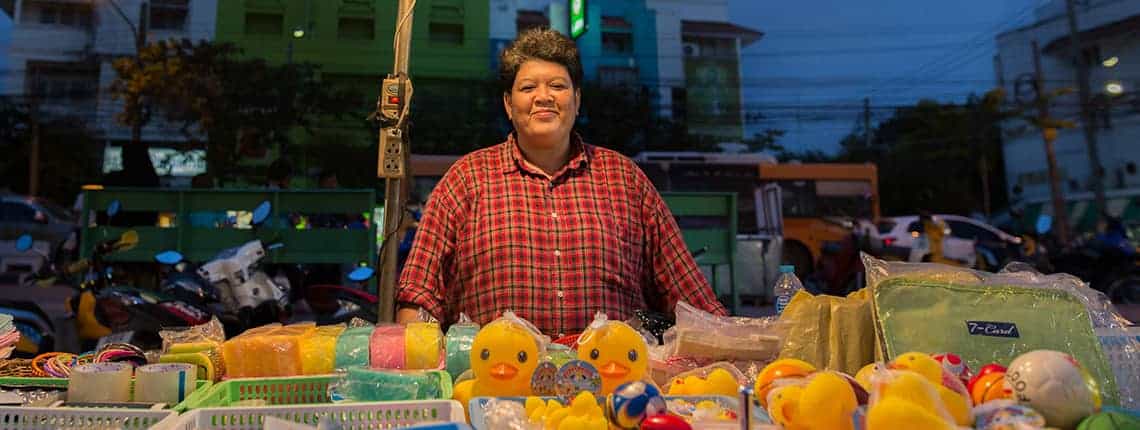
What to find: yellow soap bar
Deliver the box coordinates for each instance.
[222,323,315,377]
[405,322,443,369]
[300,324,346,375]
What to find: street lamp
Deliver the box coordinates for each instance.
[1105,81,1124,96]
[287,26,305,64]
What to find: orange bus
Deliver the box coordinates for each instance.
[408,152,880,279]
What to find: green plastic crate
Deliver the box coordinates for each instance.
[180,375,340,410]
[0,376,210,411]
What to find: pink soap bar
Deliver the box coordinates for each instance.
[369,324,407,369]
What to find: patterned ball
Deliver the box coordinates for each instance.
[607,381,667,430]
[932,352,972,383]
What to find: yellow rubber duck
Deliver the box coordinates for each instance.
[576,319,649,394]
[888,352,973,426]
[767,384,809,430]
[526,392,607,430]
[666,368,739,397]
[754,358,816,408]
[797,372,860,430]
[854,362,885,391]
[867,370,957,430]
[453,316,542,416]
[866,397,956,430]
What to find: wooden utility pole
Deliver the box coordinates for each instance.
[376,0,415,322]
[1032,41,1070,244]
[1064,0,1107,218]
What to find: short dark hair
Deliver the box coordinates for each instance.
[498,27,583,95]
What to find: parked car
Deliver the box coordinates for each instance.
[876,214,1022,268]
[0,192,79,273]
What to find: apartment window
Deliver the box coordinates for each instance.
[602,32,633,55]
[599,67,638,87]
[430,22,464,46]
[338,17,374,40]
[27,63,99,102]
[429,3,464,46]
[245,12,283,36]
[151,0,190,31]
[672,87,687,121]
[30,3,93,28]
[683,36,736,59]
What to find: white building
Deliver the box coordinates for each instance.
[4,0,215,182]
[995,0,1140,229]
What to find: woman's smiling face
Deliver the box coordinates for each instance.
[503,59,580,148]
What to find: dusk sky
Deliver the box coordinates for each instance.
[728,0,1043,153]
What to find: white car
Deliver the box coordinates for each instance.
[876,214,1021,268]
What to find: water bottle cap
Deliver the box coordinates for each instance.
[779,265,795,274]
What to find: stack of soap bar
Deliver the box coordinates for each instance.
[405,322,444,369]
[370,324,407,369]
[336,326,375,370]
[222,323,315,378]
[300,324,345,375]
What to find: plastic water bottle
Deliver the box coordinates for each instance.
[774,265,803,316]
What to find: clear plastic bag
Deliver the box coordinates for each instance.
[299,324,345,375]
[329,366,451,401]
[662,361,746,397]
[335,325,374,371]
[863,368,958,430]
[666,301,785,362]
[862,253,1138,409]
[445,313,480,380]
[220,322,316,378]
[160,317,226,380]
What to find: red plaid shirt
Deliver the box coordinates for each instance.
[397,134,727,336]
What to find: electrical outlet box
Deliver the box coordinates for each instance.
[379,77,404,124]
[377,127,405,178]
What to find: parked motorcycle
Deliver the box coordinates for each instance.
[307,265,378,324]
[14,201,213,351]
[155,201,292,336]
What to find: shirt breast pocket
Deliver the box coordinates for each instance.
[588,199,641,287]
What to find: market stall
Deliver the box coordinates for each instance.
[1,255,1138,429]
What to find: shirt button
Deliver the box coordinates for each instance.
[554,249,562,257]
[551,212,558,219]
[557,290,565,298]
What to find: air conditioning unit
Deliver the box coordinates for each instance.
[682,42,699,57]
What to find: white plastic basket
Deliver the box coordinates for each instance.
[1097,327,1140,410]
[0,406,174,430]
[157,400,465,430]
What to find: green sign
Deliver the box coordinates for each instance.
[570,0,586,39]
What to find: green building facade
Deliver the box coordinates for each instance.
[215,0,492,184]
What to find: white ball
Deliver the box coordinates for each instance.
[1005,350,1100,429]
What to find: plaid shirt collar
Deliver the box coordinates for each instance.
[500,132,592,180]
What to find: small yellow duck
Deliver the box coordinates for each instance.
[765,371,860,430]
[888,352,973,426]
[576,317,648,394]
[666,368,739,397]
[866,370,958,430]
[453,314,543,414]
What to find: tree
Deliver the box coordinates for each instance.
[836,91,1010,216]
[110,39,363,184]
[744,128,786,153]
[0,96,101,203]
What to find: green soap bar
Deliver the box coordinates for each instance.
[335,326,375,370]
[445,324,478,380]
[345,366,435,401]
